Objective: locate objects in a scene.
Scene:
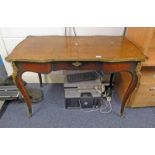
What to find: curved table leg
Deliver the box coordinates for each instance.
[11,62,52,117]
[15,72,33,118]
[120,70,139,116]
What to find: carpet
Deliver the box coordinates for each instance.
[0,84,155,128]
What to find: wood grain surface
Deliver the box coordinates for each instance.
[6,36,145,63]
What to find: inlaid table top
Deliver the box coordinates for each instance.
[6,36,145,63]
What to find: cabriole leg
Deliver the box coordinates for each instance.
[120,70,139,116]
[12,63,33,117]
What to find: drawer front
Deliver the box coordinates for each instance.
[129,84,155,107]
[52,62,101,71]
[140,68,155,84]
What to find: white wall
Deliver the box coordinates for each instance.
[0,27,124,83]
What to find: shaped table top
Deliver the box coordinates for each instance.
[6,36,145,63]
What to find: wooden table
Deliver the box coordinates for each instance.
[6,36,145,117]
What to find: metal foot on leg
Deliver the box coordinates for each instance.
[28,109,32,118]
[120,112,125,118]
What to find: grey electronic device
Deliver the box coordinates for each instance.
[0,85,20,117]
[66,71,98,83]
[65,87,102,109]
[64,75,103,109]
[0,85,18,91]
[0,85,20,100]
[0,100,8,118]
[0,100,5,110]
[64,71,112,109]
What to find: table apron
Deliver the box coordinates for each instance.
[15,62,52,74]
[52,61,138,74]
[15,61,138,74]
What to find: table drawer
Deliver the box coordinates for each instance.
[128,83,155,107]
[140,67,155,84]
[53,62,101,71]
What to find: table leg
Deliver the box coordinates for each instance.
[120,70,139,116]
[15,72,33,118]
[110,73,114,89]
[38,73,43,87]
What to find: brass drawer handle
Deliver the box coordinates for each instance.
[72,62,82,67]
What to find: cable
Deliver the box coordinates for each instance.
[73,27,77,36]
[79,97,112,114]
[79,71,113,114]
[65,27,67,36]
[95,71,104,83]
[79,85,112,114]
[99,97,112,114]
[64,27,77,36]
[70,71,113,114]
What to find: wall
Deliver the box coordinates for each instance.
[0,27,124,83]
[0,55,7,77]
[0,55,3,65]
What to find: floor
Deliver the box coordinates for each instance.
[0,84,155,128]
